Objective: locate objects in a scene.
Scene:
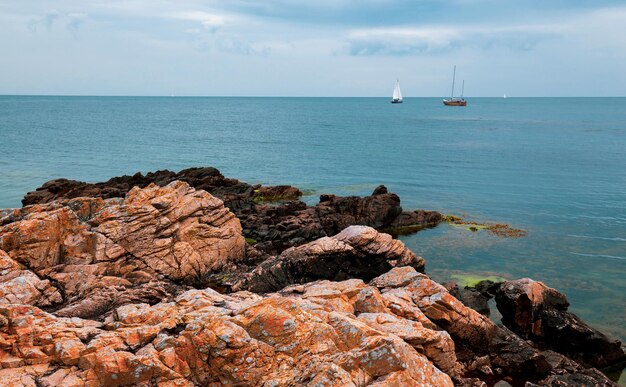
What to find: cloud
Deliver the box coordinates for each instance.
[345,25,562,56]
[27,9,88,33]
[44,10,61,29]
[66,12,87,32]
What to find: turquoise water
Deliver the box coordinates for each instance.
[1,96,625,343]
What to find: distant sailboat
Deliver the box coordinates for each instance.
[443,65,467,106]
[391,80,403,104]
[503,93,507,99]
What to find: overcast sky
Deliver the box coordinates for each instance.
[1,0,625,96]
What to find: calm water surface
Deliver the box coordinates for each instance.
[1,96,625,345]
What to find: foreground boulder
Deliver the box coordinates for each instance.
[495,278,626,370]
[0,267,617,386]
[0,280,456,386]
[0,181,246,318]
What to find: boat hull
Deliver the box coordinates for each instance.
[391,99,403,104]
[443,99,467,106]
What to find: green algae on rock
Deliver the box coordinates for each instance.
[443,215,528,238]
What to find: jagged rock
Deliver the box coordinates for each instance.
[0,249,62,306]
[231,226,425,293]
[0,181,245,318]
[495,278,625,369]
[21,167,248,207]
[0,267,617,387]
[444,281,491,316]
[372,185,388,195]
[369,267,617,386]
[0,279,457,386]
[2,170,620,386]
[22,167,442,254]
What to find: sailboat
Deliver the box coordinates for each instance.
[391,80,403,103]
[443,65,467,106]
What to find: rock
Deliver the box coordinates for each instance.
[372,185,388,195]
[3,170,620,386]
[0,250,62,306]
[0,277,457,386]
[251,185,302,202]
[0,181,245,318]
[370,267,617,386]
[495,278,625,369]
[21,167,242,207]
[232,226,425,293]
[444,281,491,316]
[21,167,442,254]
[386,209,443,235]
[0,260,618,386]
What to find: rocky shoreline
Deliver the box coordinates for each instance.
[0,167,623,386]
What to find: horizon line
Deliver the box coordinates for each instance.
[2,94,626,98]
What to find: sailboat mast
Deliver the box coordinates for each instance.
[461,80,464,98]
[451,65,456,99]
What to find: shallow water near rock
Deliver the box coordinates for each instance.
[1,95,624,349]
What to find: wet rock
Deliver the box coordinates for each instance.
[444,281,492,316]
[386,209,443,235]
[251,185,302,202]
[495,278,625,369]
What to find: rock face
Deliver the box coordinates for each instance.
[0,267,616,387]
[0,181,246,318]
[495,278,626,370]
[233,225,426,293]
[0,279,457,386]
[22,168,443,254]
[21,167,255,207]
[0,172,621,386]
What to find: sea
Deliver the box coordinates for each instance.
[1,96,625,354]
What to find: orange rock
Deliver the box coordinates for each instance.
[0,182,246,318]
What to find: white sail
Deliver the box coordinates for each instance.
[392,81,402,101]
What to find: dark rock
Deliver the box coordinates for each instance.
[461,289,491,315]
[444,281,492,316]
[495,278,625,370]
[232,225,424,293]
[372,185,388,195]
[384,209,443,236]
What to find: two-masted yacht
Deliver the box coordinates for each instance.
[391,80,403,103]
[443,65,467,106]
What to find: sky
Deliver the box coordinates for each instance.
[1,0,625,97]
